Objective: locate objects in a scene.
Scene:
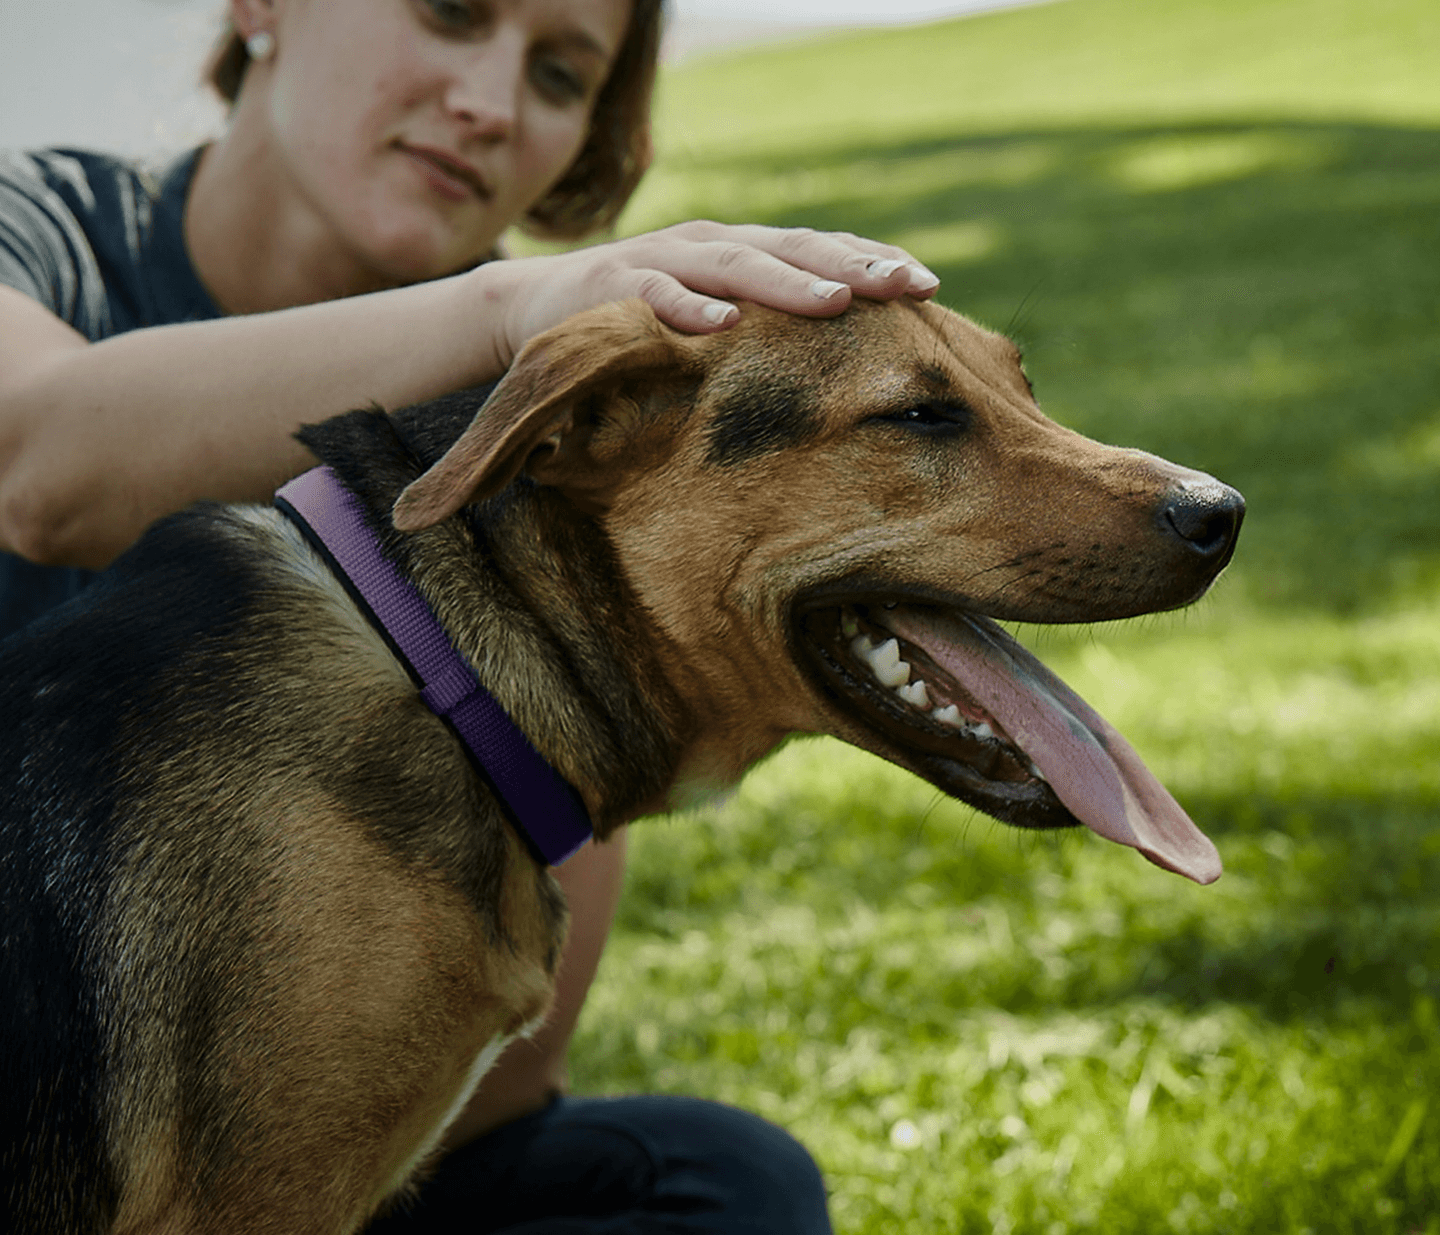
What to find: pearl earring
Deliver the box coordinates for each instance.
[245,30,276,61]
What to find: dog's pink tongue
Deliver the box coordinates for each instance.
[881,609,1221,885]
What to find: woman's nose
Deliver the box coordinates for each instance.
[444,32,523,138]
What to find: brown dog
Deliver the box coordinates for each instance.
[0,296,1241,1232]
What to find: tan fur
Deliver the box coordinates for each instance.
[397,298,1231,800]
[107,795,554,1235]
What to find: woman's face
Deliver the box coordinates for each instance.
[248,0,631,281]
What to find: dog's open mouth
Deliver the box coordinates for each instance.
[797,601,1221,884]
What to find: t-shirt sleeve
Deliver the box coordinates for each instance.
[0,150,110,338]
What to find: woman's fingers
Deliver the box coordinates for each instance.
[493,223,943,359]
[663,222,940,305]
[730,224,940,301]
[625,267,739,333]
[613,225,940,330]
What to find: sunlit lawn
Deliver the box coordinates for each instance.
[558,0,1440,1229]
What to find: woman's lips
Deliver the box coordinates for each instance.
[400,144,491,203]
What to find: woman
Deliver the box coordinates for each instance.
[0,1,937,1228]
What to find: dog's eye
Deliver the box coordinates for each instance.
[875,402,973,434]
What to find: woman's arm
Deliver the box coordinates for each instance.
[440,831,630,1148]
[0,222,935,568]
[0,274,494,567]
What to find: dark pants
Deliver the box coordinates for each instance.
[365,1094,833,1234]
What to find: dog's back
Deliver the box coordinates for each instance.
[1,617,114,1228]
[1,516,267,1230]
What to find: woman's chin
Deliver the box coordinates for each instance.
[350,215,496,286]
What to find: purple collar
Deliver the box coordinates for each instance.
[275,465,593,866]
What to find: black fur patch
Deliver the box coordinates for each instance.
[388,383,499,470]
[917,362,953,394]
[0,515,271,1230]
[704,377,819,468]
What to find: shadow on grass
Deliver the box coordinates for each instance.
[621,785,1440,1032]
[1114,790,1440,1021]
[657,119,1440,616]
[902,792,1440,1028]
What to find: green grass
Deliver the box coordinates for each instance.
[559,0,1440,1229]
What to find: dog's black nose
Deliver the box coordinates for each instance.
[1158,481,1245,561]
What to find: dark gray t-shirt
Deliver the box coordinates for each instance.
[0,147,219,638]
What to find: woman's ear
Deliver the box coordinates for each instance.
[229,0,275,42]
[392,300,687,532]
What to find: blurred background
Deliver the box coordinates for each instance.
[0,0,1043,154]
[3,1,1437,1231]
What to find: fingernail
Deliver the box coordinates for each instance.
[702,301,738,326]
[907,266,940,292]
[866,258,906,279]
[810,278,848,300]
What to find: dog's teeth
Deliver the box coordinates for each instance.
[1027,757,1048,783]
[869,637,900,673]
[855,634,909,687]
[896,680,929,709]
[932,704,962,727]
[973,722,994,741]
[866,639,911,688]
[877,660,911,688]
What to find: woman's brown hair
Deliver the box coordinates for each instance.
[206,0,663,240]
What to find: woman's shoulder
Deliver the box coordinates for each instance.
[0,146,215,340]
[0,148,122,338]
[0,146,158,203]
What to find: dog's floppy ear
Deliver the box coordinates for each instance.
[393,299,686,531]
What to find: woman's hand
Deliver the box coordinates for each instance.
[481,220,940,371]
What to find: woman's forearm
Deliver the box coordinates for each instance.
[0,269,509,568]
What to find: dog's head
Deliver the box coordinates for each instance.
[394,298,1242,884]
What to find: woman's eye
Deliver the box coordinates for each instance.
[531,56,587,103]
[421,0,477,31]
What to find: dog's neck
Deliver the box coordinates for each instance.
[297,402,694,837]
[276,465,598,865]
